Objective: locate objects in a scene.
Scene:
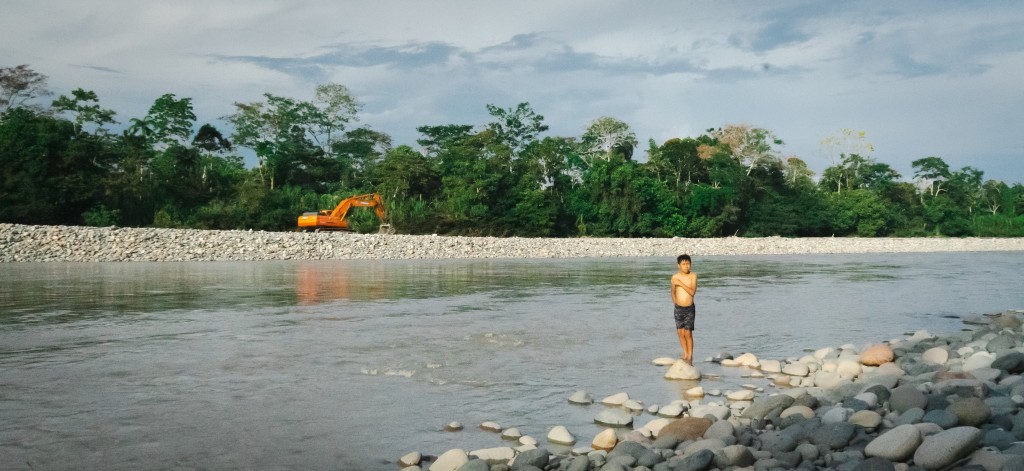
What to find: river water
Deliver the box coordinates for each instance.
[2,252,1023,470]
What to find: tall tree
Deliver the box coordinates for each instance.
[0,65,51,114]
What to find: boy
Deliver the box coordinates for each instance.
[671,254,697,364]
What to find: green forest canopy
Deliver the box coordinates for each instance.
[2,65,1022,237]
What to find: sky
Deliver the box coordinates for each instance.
[3,0,1023,183]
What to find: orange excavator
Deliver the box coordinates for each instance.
[297,193,393,233]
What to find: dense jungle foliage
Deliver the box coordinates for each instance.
[2,65,1022,237]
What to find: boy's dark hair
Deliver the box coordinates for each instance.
[677,254,691,264]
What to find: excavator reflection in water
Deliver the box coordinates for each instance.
[295,264,389,305]
[297,193,393,233]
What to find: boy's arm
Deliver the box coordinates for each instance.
[673,276,696,297]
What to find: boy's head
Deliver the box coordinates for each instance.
[676,254,691,265]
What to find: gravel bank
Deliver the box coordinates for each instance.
[2,223,1024,262]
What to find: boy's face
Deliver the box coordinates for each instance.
[678,259,691,273]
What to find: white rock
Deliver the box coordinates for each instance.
[734,352,760,367]
[962,352,996,371]
[727,390,755,401]
[837,360,862,377]
[547,425,576,445]
[759,359,782,373]
[685,386,705,397]
[469,447,515,465]
[500,427,522,440]
[480,421,501,433]
[647,405,659,414]
[429,449,468,471]
[568,390,593,405]
[689,404,731,420]
[623,399,644,411]
[707,389,722,396]
[922,347,949,365]
[814,347,835,360]
[399,451,422,467]
[664,360,702,380]
[639,418,672,437]
[601,392,629,405]
[657,403,685,417]
[594,409,633,427]
[653,357,678,366]
[782,363,810,377]
[444,421,463,432]
[592,428,617,450]
[519,436,537,446]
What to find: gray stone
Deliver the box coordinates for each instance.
[982,428,1016,450]
[986,333,1018,353]
[510,448,549,471]
[921,409,958,429]
[813,422,857,450]
[933,379,991,398]
[893,407,925,426]
[565,456,590,471]
[608,441,647,461]
[636,450,665,467]
[864,424,922,462]
[456,459,490,471]
[912,426,983,470]
[741,394,796,421]
[720,444,755,467]
[948,397,992,427]
[702,419,735,440]
[992,352,1024,374]
[889,385,928,413]
[595,409,634,427]
[986,396,1018,415]
[851,457,896,471]
[672,448,714,471]
[759,430,798,453]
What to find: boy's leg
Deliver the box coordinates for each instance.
[676,328,688,359]
[682,329,693,363]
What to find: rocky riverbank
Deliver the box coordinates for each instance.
[2,224,1024,262]
[407,310,1024,471]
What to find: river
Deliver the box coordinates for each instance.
[2,252,1023,470]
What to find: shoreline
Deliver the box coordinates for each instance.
[409,310,1024,471]
[3,223,1024,263]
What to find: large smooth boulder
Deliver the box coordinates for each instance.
[430,449,469,471]
[864,424,922,461]
[963,352,997,371]
[860,344,895,366]
[912,426,982,470]
[664,360,702,380]
[657,417,713,441]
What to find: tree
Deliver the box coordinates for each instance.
[485,102,548,155]
[0,65,51,114]
[712,125,783,176]
[227,85,360,190]
[144,94,197,147]
[51,88,116,136]
[912,156,951,198]
[579,116,637,168]
[821,128,874,167]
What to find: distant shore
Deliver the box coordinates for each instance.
[2,223,1024,263]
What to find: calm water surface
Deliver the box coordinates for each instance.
[2,252,1023,470]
